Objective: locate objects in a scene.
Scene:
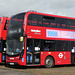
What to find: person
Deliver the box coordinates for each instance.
[27,42,32,52]
[43,45,49,51]
[27,42,33,63]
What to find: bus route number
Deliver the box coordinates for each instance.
[48,31,57,37]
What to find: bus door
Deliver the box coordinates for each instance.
[71,48,75,64]
[71,42,75,64]
[26,39,40,65]
[2,40,6,62]
[0,41,2,63]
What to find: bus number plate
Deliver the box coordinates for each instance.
[10,63,14,65]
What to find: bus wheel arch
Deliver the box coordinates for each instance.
[45,55,55,68]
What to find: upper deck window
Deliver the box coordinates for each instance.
[9,13,25,27]
[7,13,25,37]
[67,19,75,30]
[27,13,75,30]
[4,20,9,30]
[27,14,42,26]
[43,16,56,27]
[56,18,67,29]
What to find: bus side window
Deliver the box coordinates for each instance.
[41,40,49,51]
[4,20,9,30]
[27,14,32,25]
[32,14,37,26]
[67,19,71,29]
[71,41,75,52]
[43,16,50,27]
[27,14,38,26]
[56,18,67,29]
[63,41,70,51]
[0,41,2,52]
[43,16,56,28]
[34,39,40,52]
[68,20,75,30]
[41,40,56,51]
[49,18,56,28]
[37,15,42,26]
[49,41,56,51]
[27,39,33,52]
[56,41,69,51]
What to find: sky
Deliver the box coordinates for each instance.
[0,0,75,17]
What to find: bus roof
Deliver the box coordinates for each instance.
[26,11,75,20]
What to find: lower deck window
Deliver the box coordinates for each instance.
[26,39,75,52]
[41,40,70,51]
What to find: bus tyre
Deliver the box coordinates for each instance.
[45,56,54,68]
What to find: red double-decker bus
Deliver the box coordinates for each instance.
[0,17,10,63]
[6,11,75,67]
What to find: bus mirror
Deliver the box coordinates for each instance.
[27,47,28,50]
[4,48,7,51]
[20,36,23,41]
[35,47,40,51]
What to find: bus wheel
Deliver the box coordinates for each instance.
[45,56,54,68]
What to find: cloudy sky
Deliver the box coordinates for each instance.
[0,0,75,17]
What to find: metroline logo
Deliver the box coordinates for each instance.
[31,29,41,33]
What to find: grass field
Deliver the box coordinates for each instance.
[0,64,75,75]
